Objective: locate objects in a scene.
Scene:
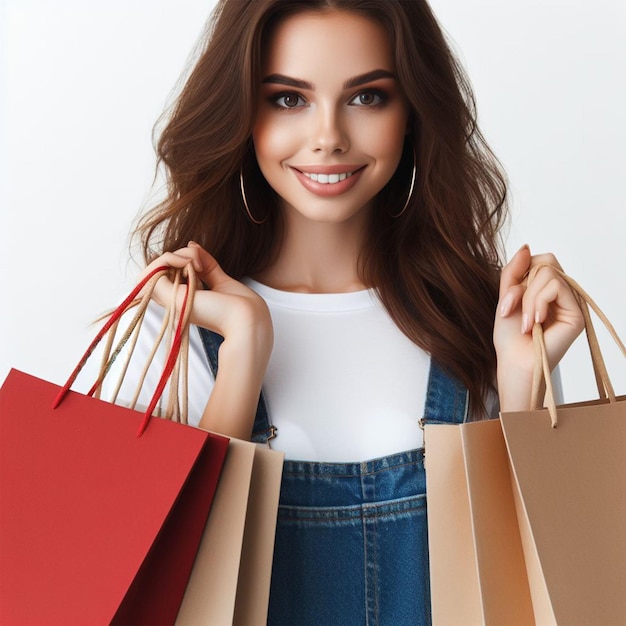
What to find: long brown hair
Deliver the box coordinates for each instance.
[137,0,508,416]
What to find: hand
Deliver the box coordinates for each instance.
[141,242,273,438]
[142,242,272,342]
[494,245,584,411]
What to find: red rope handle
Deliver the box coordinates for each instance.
[52,266,170,418]
[136,278,190,437]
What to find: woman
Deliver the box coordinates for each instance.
[121,0,584,622]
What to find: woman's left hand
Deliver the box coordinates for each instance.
[493,245,585,411]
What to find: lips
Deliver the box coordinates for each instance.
[301,171,353,184]
[290,165,366,196]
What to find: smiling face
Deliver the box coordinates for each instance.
[253,10,410,226]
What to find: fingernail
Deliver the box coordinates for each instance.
[500,293,514,317]
[518,243,530,254]
[188,240,199,247]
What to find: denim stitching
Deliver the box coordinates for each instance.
[363,505,372,626]
[365,509,380,625]
[281,451,426,478]
[277,495,427,523]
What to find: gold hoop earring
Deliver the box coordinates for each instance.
[390,151,417,218]
[240,168,268,225]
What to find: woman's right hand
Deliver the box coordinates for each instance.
[143,241,272,343]
[142,241,273,439]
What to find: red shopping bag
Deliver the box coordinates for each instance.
[0,267,230,625]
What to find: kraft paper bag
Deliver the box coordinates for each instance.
[425,419,534,626]
[0,369,229,625]
[499,266,626,625]
[501,395,626,625]
[176,438,284,626]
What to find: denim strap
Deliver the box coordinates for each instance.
[422,359,469,425]
[197,327,275,444]
[198,327,467,439]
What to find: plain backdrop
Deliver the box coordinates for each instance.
[1,0,625,403]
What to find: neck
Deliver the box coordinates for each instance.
[255,207,371,294]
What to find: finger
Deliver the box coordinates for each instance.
[523,264,581,333]
[499,284,525,318]
[528,252,563,274]
[144,250,199,275]
[187,242,231,288]
[499,244,531,298]
[521,264,556,332]
[141,250,202,308]
[531,277,582,327]
[519,255,563,332]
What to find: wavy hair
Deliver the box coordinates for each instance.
[137,0,509,416]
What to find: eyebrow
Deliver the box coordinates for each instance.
[261,69,396,91]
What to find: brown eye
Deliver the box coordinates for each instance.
[274,92,306,108]
[350,90,385,107]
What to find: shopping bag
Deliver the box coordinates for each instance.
[0,266,230,625]
[424,419,535,626]
[176,437,284,626]
[500,269,626,626]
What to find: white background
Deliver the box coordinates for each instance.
[1,0,625,403]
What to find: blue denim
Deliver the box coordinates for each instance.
[198,328,468,625]
[269,450,430,625]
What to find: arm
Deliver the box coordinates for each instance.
[142,242,273,439]
[494,245,584,412]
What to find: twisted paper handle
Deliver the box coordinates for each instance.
[528,264,626,427]
[53,264,196,436]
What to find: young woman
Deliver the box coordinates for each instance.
[117,0,584,622]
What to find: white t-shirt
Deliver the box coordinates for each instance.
[92,279,500,462]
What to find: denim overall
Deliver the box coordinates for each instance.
[199,328,468,626]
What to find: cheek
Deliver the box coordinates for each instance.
[357,111,408,163]
[253,115,298,166]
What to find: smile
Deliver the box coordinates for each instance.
[301,172,354,185]
[291,165,366,197]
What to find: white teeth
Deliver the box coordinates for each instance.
[302,171,353,184]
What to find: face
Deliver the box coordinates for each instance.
[253,10,410,226]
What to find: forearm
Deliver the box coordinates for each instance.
[198,325,273,439]
[497,359,537,413]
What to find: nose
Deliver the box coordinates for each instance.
[309,103,350,154]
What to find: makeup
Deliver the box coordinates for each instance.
[290,165,365,197]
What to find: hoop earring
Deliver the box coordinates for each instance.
[240,168,268,225]
[390,151,417,218]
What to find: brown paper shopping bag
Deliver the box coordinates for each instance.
[425,419,534,626]
[500,270,626,626]
[176,437,284,626]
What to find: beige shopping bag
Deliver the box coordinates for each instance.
[425,419,534,626]
[500,268,626,626]
[501,395,626,626]
[176,437,284,626]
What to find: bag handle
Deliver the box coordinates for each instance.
[53,264,196,437]
[528,264,626,427]
[98,266,192,425]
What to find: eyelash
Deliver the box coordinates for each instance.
[270,92,307,109]
[349,89,386,107]
[269,88,388,110]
